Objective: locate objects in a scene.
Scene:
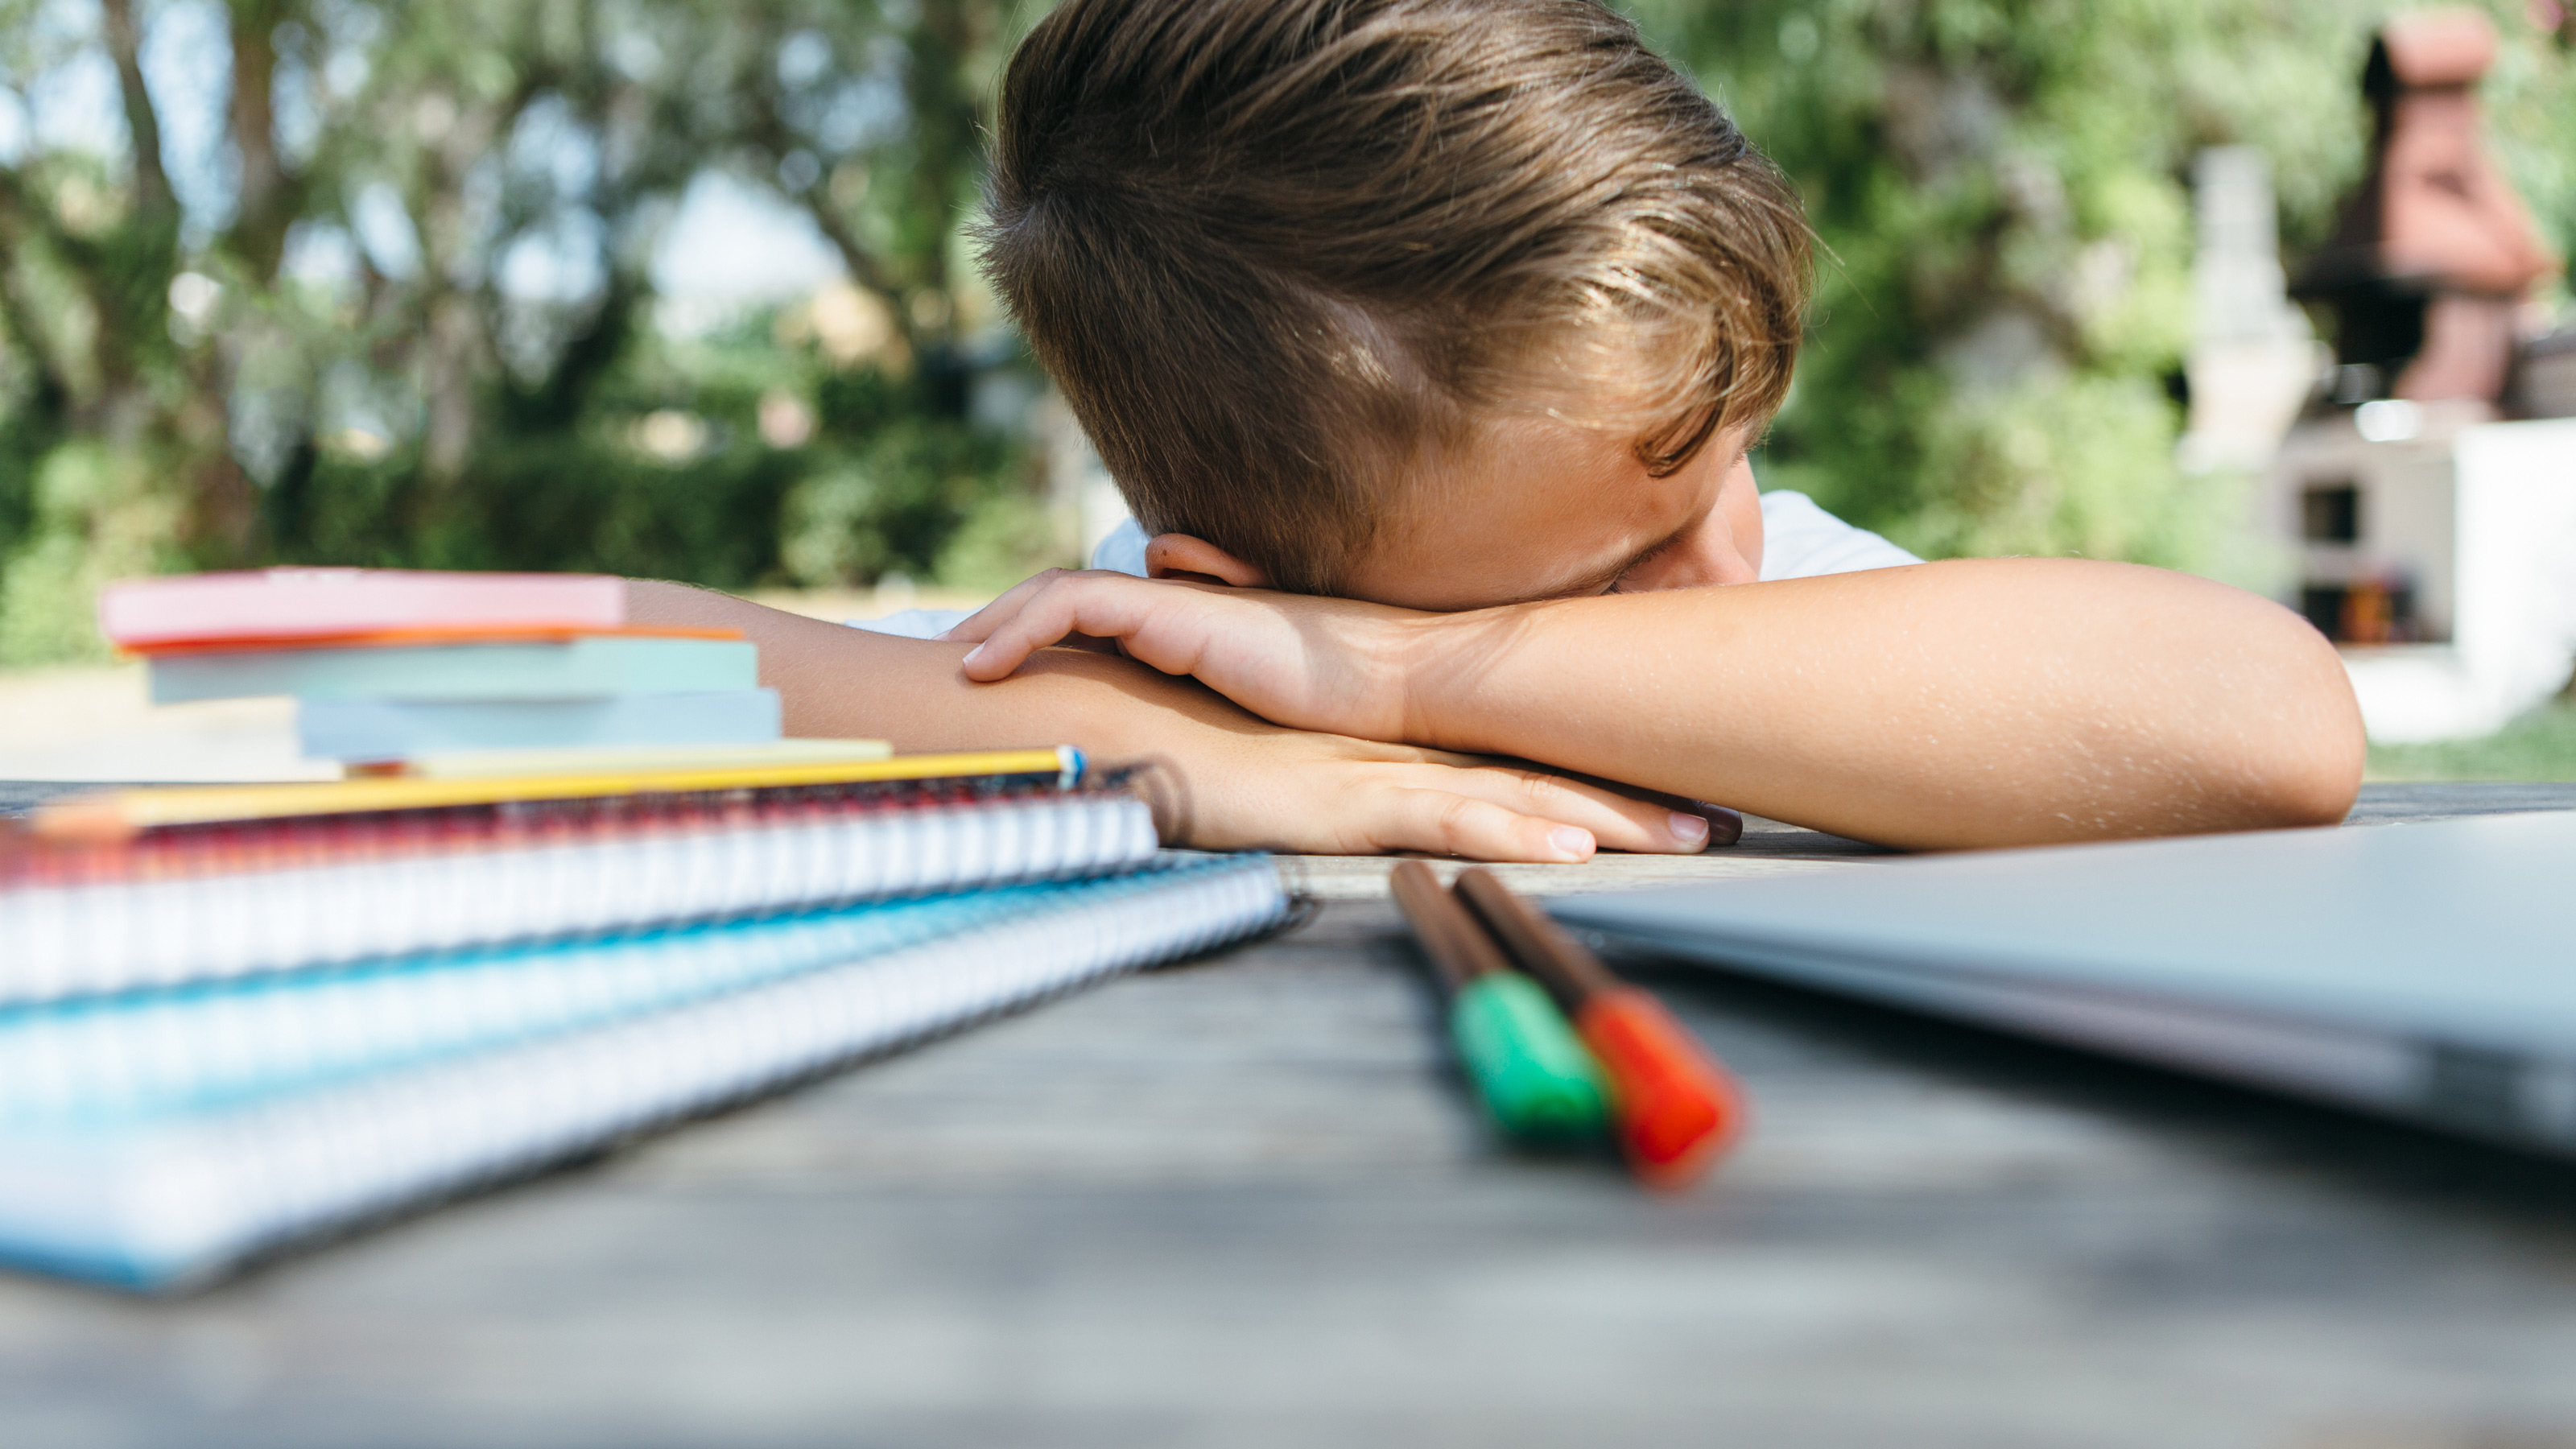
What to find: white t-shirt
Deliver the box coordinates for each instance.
[852,489,1917,638]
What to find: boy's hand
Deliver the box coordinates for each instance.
[1128,721,1719,861]
[624,578,1719,861]
[947,569,1421,742]
[937,613,1719,861]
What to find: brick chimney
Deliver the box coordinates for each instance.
[2289,9,2559,404]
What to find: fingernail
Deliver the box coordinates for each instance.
[1549,825,1593,861]
[960,642,987,667]
[1669,811,1710,848]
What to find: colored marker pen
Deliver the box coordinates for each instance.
[1389,860,1608,1142]
[1454,867,1745,1189]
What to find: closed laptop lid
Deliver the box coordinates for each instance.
[1553,811,2576,1149]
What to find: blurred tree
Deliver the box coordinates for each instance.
[0,0,1036,664]
[1629,0,2572,572]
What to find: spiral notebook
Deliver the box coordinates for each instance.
[4,751,1156,1000]
[0,852,1288,1288]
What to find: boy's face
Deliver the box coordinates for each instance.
[1339,415,1763,613]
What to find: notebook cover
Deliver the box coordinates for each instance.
[25,746,1080,839]
[0,852,1288,1288]
[100,569,625,648]
[151,636,758,704]
[297,689,783,760]
[392,738,894,778]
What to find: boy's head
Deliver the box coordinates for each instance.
[980,0,1808,607]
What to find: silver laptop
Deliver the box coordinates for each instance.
[1552,811,2576,1154]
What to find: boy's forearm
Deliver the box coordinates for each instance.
[626,580,1199,757]
[623,580,1725,860]
[1397,559,2366,848]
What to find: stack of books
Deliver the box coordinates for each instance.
[101,568,795,767]
[0,571,1291,1290]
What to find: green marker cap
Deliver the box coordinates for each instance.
[1448,972,1611,1140]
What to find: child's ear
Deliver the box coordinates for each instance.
[1144,534,1272,588]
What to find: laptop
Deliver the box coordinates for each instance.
[1551,811,2576,1154]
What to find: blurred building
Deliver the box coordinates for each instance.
[2231,9,2576,741]
[2180,148,2326,475]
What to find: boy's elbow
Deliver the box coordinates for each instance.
[2220,610,2366,832]
[2240,728,2364,831]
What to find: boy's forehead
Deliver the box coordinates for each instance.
[1345,417,1749,609]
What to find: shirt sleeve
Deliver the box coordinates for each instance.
[847,517,1154,638]
[1088,517,1152,576]
[1757,491,1922,580]
[844,607,974,640]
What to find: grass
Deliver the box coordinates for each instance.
[2367,698,2576,782]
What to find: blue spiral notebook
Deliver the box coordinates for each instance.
[0,853,1287,1289]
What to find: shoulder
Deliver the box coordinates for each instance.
[1757,491,1922,581]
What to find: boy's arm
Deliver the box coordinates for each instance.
[943,559,2368,849]
[623,580,1719,860]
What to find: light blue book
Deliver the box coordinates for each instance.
[298,689,782,760]
[151,636,758,704]
[0,853,1286,1289]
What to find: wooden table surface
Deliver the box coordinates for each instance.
[4,782,2576,1448]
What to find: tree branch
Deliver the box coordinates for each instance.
[745,83,916,353]
[99,0,172,218]
[0,169,68,396]
[225,0,303,280]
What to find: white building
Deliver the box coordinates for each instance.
[2264,407,2576,741]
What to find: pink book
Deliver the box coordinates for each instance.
[99,569,627,648]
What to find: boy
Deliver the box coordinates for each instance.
[633,0,2363,858]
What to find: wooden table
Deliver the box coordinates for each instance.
[4,782,2576,1447]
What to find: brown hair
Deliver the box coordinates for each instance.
[980,0,1810,595]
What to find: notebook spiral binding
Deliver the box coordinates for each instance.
[1,786,1161,1002]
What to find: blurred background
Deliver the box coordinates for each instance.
[0,0,2570,774]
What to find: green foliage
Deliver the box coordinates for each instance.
[263,437,809,584]
[0,440,180,666]
[261,348,1038,590]
[780,413,1029,588]
[0,0,1042,666]
[2369,699,2576,782]
[1628,0,2574,569]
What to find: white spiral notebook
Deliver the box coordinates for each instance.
[0,852,1288,1289]
[3,780,1160,1001]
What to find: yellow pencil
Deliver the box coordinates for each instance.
[33,746,1085,844]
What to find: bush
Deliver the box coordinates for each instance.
[0,443,184,667]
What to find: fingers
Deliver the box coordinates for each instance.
[1365,787,1599,863]
[956,572,1205,683]
[937,568,1072,646]
[1372,755,1715,855]
[1340,766,1716,862]
[1447,766,1715,855]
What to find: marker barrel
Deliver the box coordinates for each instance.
[1575,988,1744,1190]
[1450,973,1610,1140]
